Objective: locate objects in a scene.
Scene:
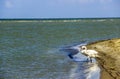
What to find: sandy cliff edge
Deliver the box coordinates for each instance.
[87,38,120,79]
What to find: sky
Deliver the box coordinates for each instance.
[0,0,120,18]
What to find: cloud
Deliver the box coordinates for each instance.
[5,0,13,8]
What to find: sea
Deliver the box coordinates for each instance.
[0,18,120,79]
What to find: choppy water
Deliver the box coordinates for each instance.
[0,18,120,79]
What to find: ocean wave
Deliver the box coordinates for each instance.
[69,62,100,79]
[92,19,106,22]
[0,18,118,23]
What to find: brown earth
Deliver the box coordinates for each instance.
[87,38,120,79]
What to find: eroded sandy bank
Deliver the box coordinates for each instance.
[87,38,120,79]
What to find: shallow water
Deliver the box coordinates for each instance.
[0,18,120,79]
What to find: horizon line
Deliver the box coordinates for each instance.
[0,17,120,20]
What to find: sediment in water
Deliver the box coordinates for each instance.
[87,38,120,79]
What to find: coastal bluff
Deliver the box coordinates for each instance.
[87,38,120,79]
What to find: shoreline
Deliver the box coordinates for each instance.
[87,38,120,79]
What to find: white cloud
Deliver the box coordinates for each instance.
[5,0,13,8]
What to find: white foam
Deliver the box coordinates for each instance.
[85,63,100,79]
[69,62,100,79]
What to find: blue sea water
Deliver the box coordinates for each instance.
[0,18,120,79]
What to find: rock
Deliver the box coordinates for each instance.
[87,38,120,79]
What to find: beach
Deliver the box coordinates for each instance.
[87,38,120,79]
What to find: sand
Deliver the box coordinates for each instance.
[87,38,120,79]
